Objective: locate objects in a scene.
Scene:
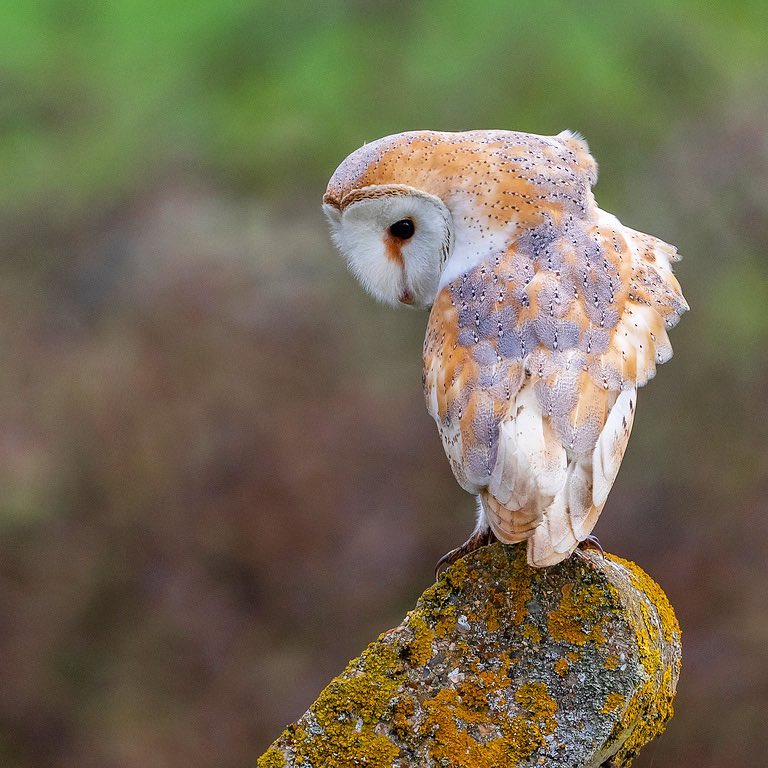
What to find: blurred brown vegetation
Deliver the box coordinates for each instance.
[1,2,767,767]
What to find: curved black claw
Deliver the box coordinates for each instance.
[435,528,498,579]
[578,534,605,559]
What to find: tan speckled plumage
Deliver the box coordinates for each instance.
[325,130,687,566]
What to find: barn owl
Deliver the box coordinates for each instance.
[323,130,687,568]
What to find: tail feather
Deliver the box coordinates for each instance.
[490,386,639,567]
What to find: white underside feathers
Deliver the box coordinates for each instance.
[482,381,638,568]
[487,384,567,532]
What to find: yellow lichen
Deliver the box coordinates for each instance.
[521,623,542,644]
[638,602,664,672]
[608,554,681,646]
[437,553,471,594]
[423,687,506,766]
[554,658,569,676]
[547,580,612,647]
[499,682,559,764]
[256,746,286,768]
[483,586,507,633]
[423,677,507,766]
[405,613,435,666]
[435,604,457,637]
[602,555,681,764]
[421,558,466,637]
[602,692,626,714]
[501,716,548,765]
[515,682,558,723]
[391,694,416,735]
[291,720,399,768]
[604,652,621,670]
[286,641,402,767]
[419,668,559,767]
[485,612,501,633]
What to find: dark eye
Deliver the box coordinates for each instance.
[388,218,415,240]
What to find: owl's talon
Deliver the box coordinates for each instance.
[435,528,498,578]
[578,535,605,559]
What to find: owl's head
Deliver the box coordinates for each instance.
[323,129,597,308]
[323,183,453,308]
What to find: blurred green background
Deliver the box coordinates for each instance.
[1,1,767,766]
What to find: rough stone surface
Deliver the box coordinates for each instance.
[257,543,681,768]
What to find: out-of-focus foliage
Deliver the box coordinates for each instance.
[4,0,768,212]
[0,2,767,767]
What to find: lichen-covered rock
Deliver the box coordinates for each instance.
[258,543,681,768]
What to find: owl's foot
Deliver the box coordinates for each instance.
[435,528,498,578]
[578,535,605,559]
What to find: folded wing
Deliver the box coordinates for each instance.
[424,207,687,567]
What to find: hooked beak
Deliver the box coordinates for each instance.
[398,288,414,305]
